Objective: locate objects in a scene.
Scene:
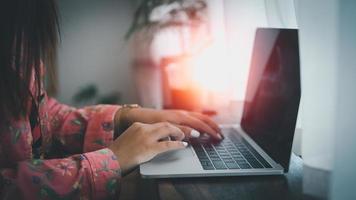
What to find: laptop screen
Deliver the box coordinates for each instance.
[241,28,301,172]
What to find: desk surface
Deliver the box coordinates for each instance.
[119,154,303,200]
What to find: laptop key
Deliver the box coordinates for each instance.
[222,158,234,162]
[226,162,240,169]
[197,154,208,159]
[210,155,220,159]
[224,161,235,165]
[210,157,222,161]
[236,160,248,165]
[202,165,215,170]
[200,161,210,166]
[212,161,227,169]
[244,156,257,161]
[232,154,243,158]
[239,163,252,169]
[248,160,264,168]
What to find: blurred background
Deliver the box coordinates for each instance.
[55,0,301,158]
[55,0,301,167]
[55,0,297,107]
[55,0,298,126]
[56,0,135,105]
[54,1,356,199]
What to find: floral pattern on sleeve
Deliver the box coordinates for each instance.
[1,89,123,199]
[1,148,121,200]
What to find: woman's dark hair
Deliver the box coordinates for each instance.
[0,0,60,125]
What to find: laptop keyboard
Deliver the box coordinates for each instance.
[191,130,272,170]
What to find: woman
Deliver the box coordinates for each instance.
[0,0,222,199]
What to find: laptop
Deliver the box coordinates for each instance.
[140,28,301,178]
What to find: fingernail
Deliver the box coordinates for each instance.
[182,141,188,147]
[217,134,222,140]
[190,130,200,138]
[220,133,224,139]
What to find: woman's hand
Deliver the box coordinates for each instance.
[108,122,188,175]
[117,108,222,140]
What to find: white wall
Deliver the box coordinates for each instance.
[298,0,338,172]
[222,0,297,100]
[297,0,356,198]
[56,0,137,105]
[331,1,356,199]
[297,0,338,197]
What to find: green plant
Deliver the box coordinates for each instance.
[125,0,207,40]
[73,84,121,106]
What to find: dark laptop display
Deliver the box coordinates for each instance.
[241,28,301,172]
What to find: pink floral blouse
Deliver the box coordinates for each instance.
[0,77,122,199]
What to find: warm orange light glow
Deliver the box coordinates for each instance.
[191,45,233,93]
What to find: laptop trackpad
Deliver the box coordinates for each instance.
[140,146,202,176]
[150,150,183,163]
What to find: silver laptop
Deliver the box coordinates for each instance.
[140,28,301,178]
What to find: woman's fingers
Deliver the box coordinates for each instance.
[155,140,188,153]
[175,125,201,139]
[182,116,222,140]
[150,123,188,156]
[151,122,185,141]
[190,112,221,134]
